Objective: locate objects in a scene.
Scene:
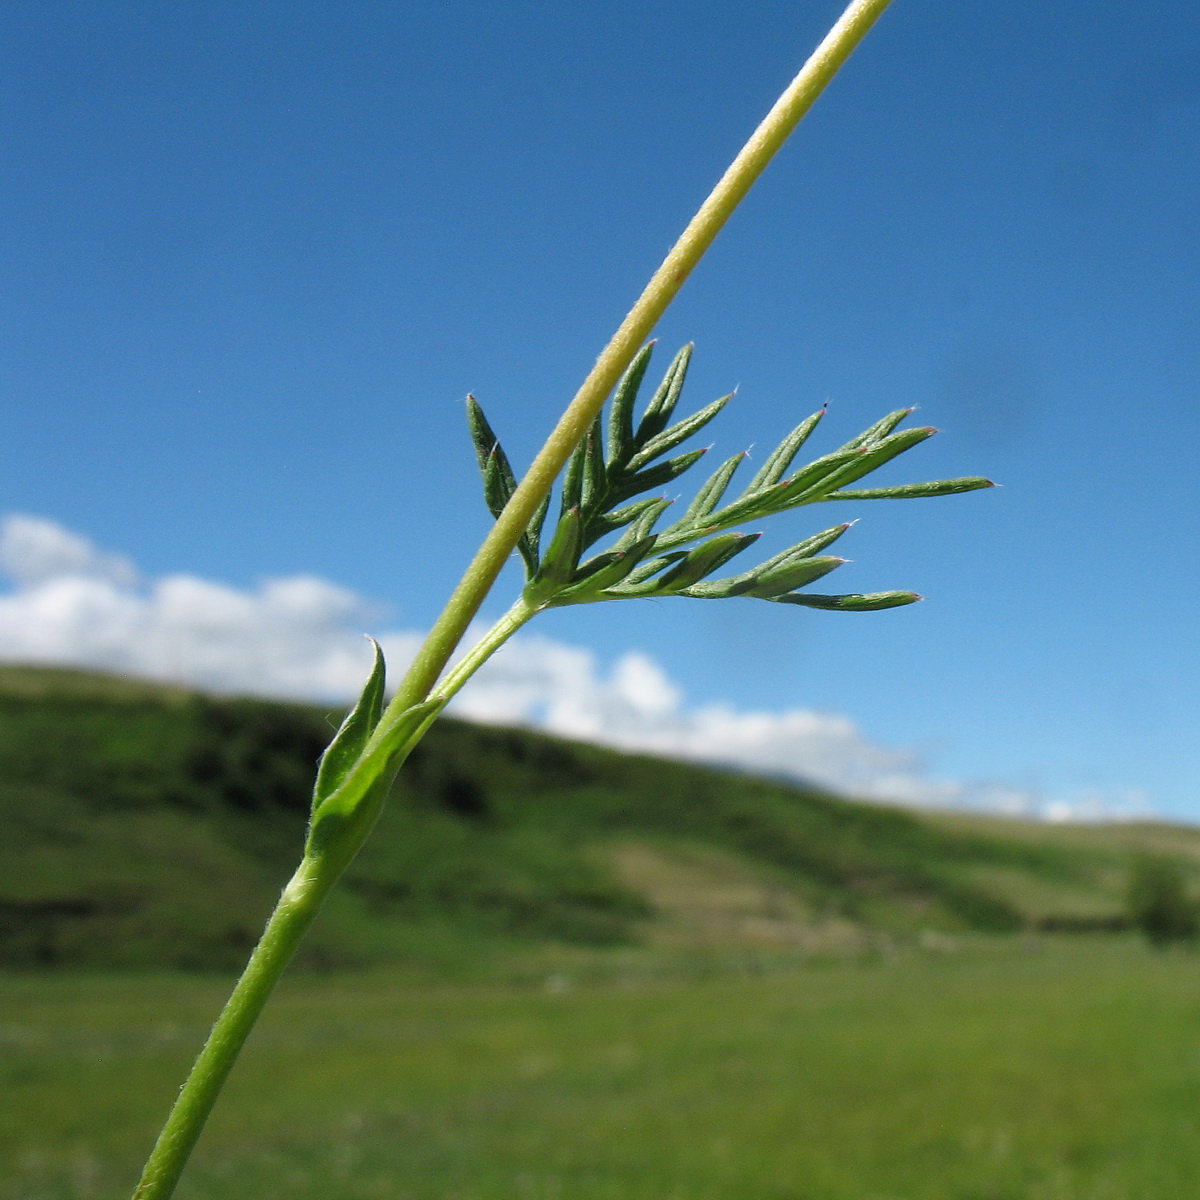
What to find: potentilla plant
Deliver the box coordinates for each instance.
[131,1,990,1196]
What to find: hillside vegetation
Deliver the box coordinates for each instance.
[2,664,1198,971]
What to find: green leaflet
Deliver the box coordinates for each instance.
[754,523,851,570]
[606,341,654,469]
[826,477,993,501]
[744,554,847,599]
[682,552,844,600]
[620,551,687,589]
[673,451,745,529]
[466,396,518,520]
[550,536,658,605]
[627,393,731,471]
[580,414,606,512]
[606,447,708,507]
[744,407,825,492]
[784,426,938,505]
[466,394,546,578]
[528,506,583,599]
[599,496,673,545]
[686,444,863,534]
[841,406,913,450]
[652,532,759,593]
[560,429,586,515]
[772,590,922,611]
[634,343,692,443]
[525,493,551,565]
[675,574,758,600]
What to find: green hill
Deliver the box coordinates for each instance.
[2,663,1197,971]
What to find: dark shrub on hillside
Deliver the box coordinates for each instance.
[184,697,329,813]
[1128,854,1198,946]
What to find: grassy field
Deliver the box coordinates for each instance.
[8,666,1200,1197]
[6,938,1200,1200]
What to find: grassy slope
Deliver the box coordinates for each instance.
[3,663,1200,970]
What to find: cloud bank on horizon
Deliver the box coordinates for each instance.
[0,513,1147,823]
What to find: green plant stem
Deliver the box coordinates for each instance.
[129,4,895,1195]
[130,604,536,1200]
[131,857,335,1200]
[431,598,538,707]
[387,0,894,721]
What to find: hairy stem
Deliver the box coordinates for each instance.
[432,599,538,708]
[387,0,894,719]
[130,602,535,1200]
[131,858,335,1200]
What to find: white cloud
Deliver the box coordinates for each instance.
[458,639,917,793]
[0,515,422,701]
[0,513,138,588]
[459,639,1153,820]
[0,513,1150,821]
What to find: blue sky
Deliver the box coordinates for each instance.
[2,1,1199,818]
